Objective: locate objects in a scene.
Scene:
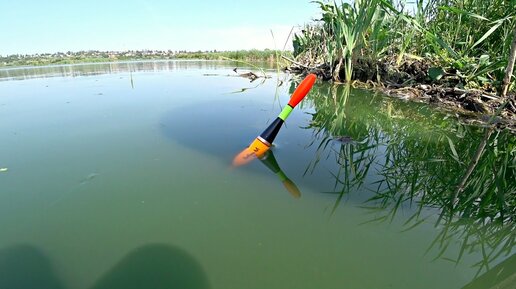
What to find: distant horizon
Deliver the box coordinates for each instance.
[0,48,291,57]
[1,0,318,56]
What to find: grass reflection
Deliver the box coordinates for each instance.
[304,82,515,275]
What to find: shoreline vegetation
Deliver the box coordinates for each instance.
[0,49,282,67]
[286,0,516,131]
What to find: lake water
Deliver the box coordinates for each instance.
[0,61,514,289]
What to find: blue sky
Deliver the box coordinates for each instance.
[0,0,320,55]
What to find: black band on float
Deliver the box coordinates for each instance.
[259,118,284,145]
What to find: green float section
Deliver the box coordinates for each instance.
[278,105,294,121]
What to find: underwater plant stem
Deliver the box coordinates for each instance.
[453,127,493,205]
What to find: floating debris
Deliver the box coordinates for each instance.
[232,68,271,81]
[238,72,259,81]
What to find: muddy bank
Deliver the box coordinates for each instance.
[285,57,516,132]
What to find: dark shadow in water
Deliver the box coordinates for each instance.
[0,244,65,289]
[160,102,302,199]
[160,101,254,161]
[91,244,210,289]
[159,77,298,162]
[0,244,210,289]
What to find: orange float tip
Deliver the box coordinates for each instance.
[282,179,301,198]
[287,73,317,108]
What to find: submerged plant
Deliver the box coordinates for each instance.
[303,83,516,274]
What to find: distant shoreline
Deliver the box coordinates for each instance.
[0,59,269,71]
[0,49,287,68]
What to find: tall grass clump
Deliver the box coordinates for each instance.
[320,0,382,82]
[295,0,386,82]
[293,0,516,93]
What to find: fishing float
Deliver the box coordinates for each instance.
[232,73,317,167]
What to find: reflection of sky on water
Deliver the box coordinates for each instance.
[0,60,257,81]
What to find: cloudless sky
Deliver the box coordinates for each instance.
[0,0,320,55]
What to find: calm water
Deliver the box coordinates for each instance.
[0,61,514,289]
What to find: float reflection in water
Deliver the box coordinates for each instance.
[232,73,316,167]
[259,150,301,198]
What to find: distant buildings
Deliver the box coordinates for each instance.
[0,50,178,67]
